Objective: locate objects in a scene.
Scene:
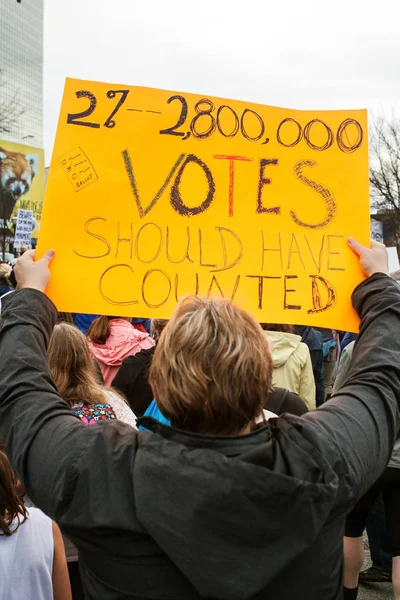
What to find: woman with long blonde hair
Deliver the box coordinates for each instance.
[47,323,137,599]
[48,323,137,427]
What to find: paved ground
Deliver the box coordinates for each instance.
[359,582,393,599]
[358,536,393,599]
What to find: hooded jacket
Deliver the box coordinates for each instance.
[295,326,325,407]
[87,318,155,386]
[0,274,400,600]
[265,330,316,410]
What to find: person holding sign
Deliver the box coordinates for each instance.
[0,239,398,600]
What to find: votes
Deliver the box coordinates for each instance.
[123,151,337,229]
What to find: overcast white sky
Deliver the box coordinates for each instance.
[43,0,400,165]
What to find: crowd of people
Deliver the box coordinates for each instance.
[0,238,399,599]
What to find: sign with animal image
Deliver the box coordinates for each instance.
[38,78,369,331]
[0,140,45,240]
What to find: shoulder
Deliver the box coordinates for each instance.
[105,390,125,408]
[297,341,312,362]
[105,391,137,427]
[26,506,51,523]
[342,340,355,359]
[24,507,53,536]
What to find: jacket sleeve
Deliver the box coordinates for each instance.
[301,273,400,501]
[0,289,138,523]
[298,347,316,411]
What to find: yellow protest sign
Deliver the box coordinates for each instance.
[0,139,45,240]
[38,78,369,331]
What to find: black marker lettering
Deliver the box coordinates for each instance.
[287,234,306,270]
[261,232,283,271]
[284,275,301,310]
[174,273,199,303]
[115,221,133,259]
[170,154,216,217]
[304,234,325,273]
[211,227,243,273]
[73,217,111,259]
[99,264,138,305]
[166,226,194,264]
[256,158,280,214]
[291,160,336,229]
[327,235,345,271]
[207,276,225,298]
[198,228,217,268]
[122,149,185,218]
[246,275,281,309]
[134,223,163,263]
[142,269,172,308]
[206,275,241,301]
[308,275,337,313]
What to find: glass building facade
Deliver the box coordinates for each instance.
[0,0,43,148]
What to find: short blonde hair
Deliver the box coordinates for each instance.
[149,296,272,435]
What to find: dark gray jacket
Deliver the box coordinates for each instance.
[0,274,399,600]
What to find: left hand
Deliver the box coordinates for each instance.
[14,249,55,292]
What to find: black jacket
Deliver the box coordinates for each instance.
[0,274,399,600]
[112,347,155,416]
[113,350,308,418]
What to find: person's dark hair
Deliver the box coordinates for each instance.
[260,323,294,334]
[56,312,74,325]
[0,450,27,536]
[87,316,114,345]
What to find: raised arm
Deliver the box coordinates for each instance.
[301,239,400,499]
[0,251,91,515]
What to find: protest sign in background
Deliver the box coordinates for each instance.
[38,78,369,331]
[370,218,383,243]
[14,209,34,249]
[0,139,45,240]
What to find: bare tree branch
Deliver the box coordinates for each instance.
[0,69,27,258]
[0,70,26,136]
[370,116,400,248]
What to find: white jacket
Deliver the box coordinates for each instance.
[264,331,316,410]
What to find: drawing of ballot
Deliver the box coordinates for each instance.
[58,147,98,192]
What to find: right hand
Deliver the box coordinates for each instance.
[348,238,389,277]
[14,249,55,292]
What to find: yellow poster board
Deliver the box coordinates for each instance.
[38,78,370,331]
[0,139,45,239]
